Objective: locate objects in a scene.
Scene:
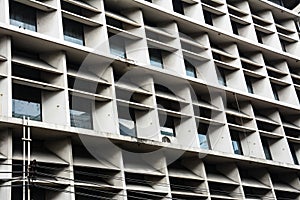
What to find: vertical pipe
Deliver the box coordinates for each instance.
[22,116,26,200]
[27,117,31,200]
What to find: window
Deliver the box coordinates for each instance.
[198,123,210,149]
[245,76,254,94]
[268,0,283,6]
[261,137,272,160]
[9,1,36,31]
[109,33,126,58]
[217,68,227,86]
[185,60,196,78]
[63,18,84,45]
[69,95,93,129]
[12,84,42,121]
[271,84,280,100]
[255,30,264,44]
[172,0,184,15]
[61,1,82,15]
[231,21,240,35]
[160,115,176,137]
[106,17,123,29]
[149,48,163,68]
[280,40,287,52]
[230,131,243,155]
[295,20,300,33]
[296,90,300,103]
[118,106,136,137]
[289,143,299,165]
[203,10,213,25]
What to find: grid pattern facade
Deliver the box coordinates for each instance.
[0,0,300,199]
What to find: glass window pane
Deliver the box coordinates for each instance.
[185,60,196,78]
[159,115,176,137]
[149,48,163,68]
[271,84,280,100]
[262,138,272,160]
[160,127,175,137]
[246,77,254,93]
[109,35,126,58]
[217,68,227,86]
[70,109,93,129]
[231,132,243,155]
[63,18,84,45]
[119,118,136,137]
[12,99,41,121]
[12,84,42,121]
[69,95,93,129]
[289,143,299,165]
[10,1,36,31]
[118,107,136,137]
[232,140,242,155]
[198,133,209,149]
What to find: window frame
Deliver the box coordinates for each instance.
[261,137,272,160]
[198,123,210,149]
[230,130,243,155]
[217,67,227,86]
[12,84,42,121]
[185,60,197,78]
[9,1,37,32]
[172,0,185,15]
[108,33,127,58]
[159,115,176,137]
[149,48,164,68]
[118,106,137,137]
[69,95,93,130]
[271,84,280,100]
[63,18,85,46]
[245,76,254,94]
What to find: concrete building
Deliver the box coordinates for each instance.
[0,0,300,199]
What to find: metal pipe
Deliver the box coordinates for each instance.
[22,116,26,200]
[27,117,31,200]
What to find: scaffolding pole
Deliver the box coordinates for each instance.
[22,116,26,200]
[22,117,31,200]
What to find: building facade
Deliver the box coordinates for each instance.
[0,0,300,199]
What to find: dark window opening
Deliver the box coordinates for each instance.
[109,33,126,58]
[289,143,299,165]
[198,123,210,149]
[118,106,136,137]
[106,16,123,29]
[12,84,42,121]
[12,64,42,82]
[172,0,185,15]
[61,1,83,16]
[261,137,272,160]
[245,76,254,94]
[9,1,37,31]
[217,67,227,86]
[185,60,197,78]
[271,84,280,100]
[280,40,288,52]
[230,130,243,155]
[231,21,240,35]
[63,18,85,45]
[69,95,93,129]
[149,48,163,68]
[203,10,213,25]
[159,115,176,137]
[255,30,264,44]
